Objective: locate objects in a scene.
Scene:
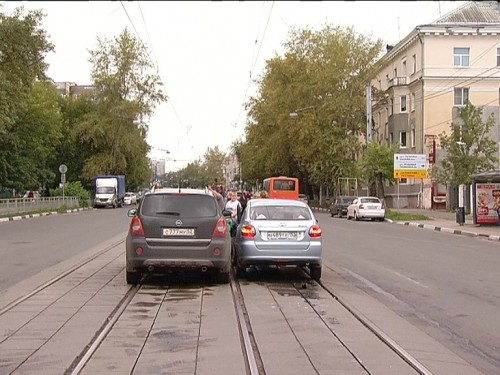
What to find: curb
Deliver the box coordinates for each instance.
[0,207,92,223]
[386,219,500,242]
[310,206,500,242]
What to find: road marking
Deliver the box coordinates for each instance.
[392,271,429,288]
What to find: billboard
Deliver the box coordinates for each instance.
[475,183,500,225]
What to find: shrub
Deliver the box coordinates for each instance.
[50,181,90,206]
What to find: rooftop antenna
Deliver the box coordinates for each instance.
[438,1,442,17]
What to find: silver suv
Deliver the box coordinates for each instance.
[125,188,232,284]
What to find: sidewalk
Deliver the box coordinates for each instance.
[385,208,500,242]
[312,207,500,242]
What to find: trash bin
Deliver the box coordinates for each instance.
[456,207,465,226]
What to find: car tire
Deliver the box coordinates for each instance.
[126,271,141,284]
[310,265,322,280]
[337,209,342,218]
[236,264,246,278]
[354,211,360,221]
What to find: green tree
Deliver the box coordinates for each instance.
[74,28,167,181]
[202,146,227,186]
[0,6,54,192]
[243,24,382,196]
[431,103,497,186]
[360,140,399,198]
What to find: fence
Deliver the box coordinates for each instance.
[0,196,80,216]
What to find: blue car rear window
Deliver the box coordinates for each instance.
[142,194,218,218]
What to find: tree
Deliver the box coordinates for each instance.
[74,28,167,181]
[431,103,497,186]
[0,6,54,192]
[243,24,382,195]
[202,146,227,186]
[360,140,399,198]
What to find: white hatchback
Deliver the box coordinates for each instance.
[124,192,137,205]
[346,196,385,221]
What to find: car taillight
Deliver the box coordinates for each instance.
[359,204,364,209]
[130,216,144,236]
[241,225,256,238]
[381,202,385,209]
[309,225,322,238]
[213,217,228,237]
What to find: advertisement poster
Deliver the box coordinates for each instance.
[476,183,500,225]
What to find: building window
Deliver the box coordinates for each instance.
[412,54,417,74]
[400,131,407,148]
[393,68,397,77]
[454,87,469,106]
[400,95,407,112]
[454,47,470,67]
[402,60,407,76]
[389,98,394,116]
[411,92,416,112]
[411,129,415,147]
[497,48,500,66]
[390,132,394,144]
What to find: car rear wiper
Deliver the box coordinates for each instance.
[155,211,180,216]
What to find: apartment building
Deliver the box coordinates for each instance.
[371,1,500,209]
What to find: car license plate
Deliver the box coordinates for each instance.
[267,231,298,240]
[368,205,377,209]
[163,228,195,236]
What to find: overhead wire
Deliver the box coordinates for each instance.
[231,1,275,144]
[119,1,196,158]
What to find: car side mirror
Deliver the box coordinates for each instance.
[127,208,137,217]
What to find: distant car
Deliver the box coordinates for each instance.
[330,195,355,218]
[346,196,385,221]
[123,192,137,205]
[125,187,232,284]
[298,194,309,205]
[233,198,322,280]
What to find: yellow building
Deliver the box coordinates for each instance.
[371,1,500,209]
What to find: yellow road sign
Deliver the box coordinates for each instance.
[394,170,428,179]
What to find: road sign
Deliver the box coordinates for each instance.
[59,164,68,174]
[394,154,427,179]
[61,173,66,183]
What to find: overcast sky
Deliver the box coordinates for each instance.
[1,1,467,171]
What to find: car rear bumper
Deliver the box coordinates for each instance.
[126,236,231,272]
[358,209,385,218]
[236,242,322,267]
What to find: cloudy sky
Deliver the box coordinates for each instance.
[1,1,466,171]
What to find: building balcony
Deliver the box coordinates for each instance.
[388,76,408,88]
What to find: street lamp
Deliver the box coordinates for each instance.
[289,105,316,118]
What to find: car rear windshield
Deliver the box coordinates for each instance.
[341,197,353,203]
[250,205,311,220]
[141,194,218,218]
[361,197,380,204]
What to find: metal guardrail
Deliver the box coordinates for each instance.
[0,197,80,216]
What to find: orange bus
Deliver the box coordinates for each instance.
[262,176,299,200]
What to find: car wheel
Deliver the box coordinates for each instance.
[126,271,141,285]
[354,211,360,221]
[337,209,342,218]
[310,265,322,280]
[216,271,230,284]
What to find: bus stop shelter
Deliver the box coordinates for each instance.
[471,170,500,226]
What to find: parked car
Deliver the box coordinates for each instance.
[298,194,309,205]
[346,196,385,221]
[123,192,137,205]
[125,188,233,284]
[330,195,355,218]
[233,198,322,280]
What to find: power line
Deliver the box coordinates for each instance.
[231,1,275,143]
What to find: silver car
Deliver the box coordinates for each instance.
[346,196,386,221]
[233,198,322,280]
[125,188,232,284]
